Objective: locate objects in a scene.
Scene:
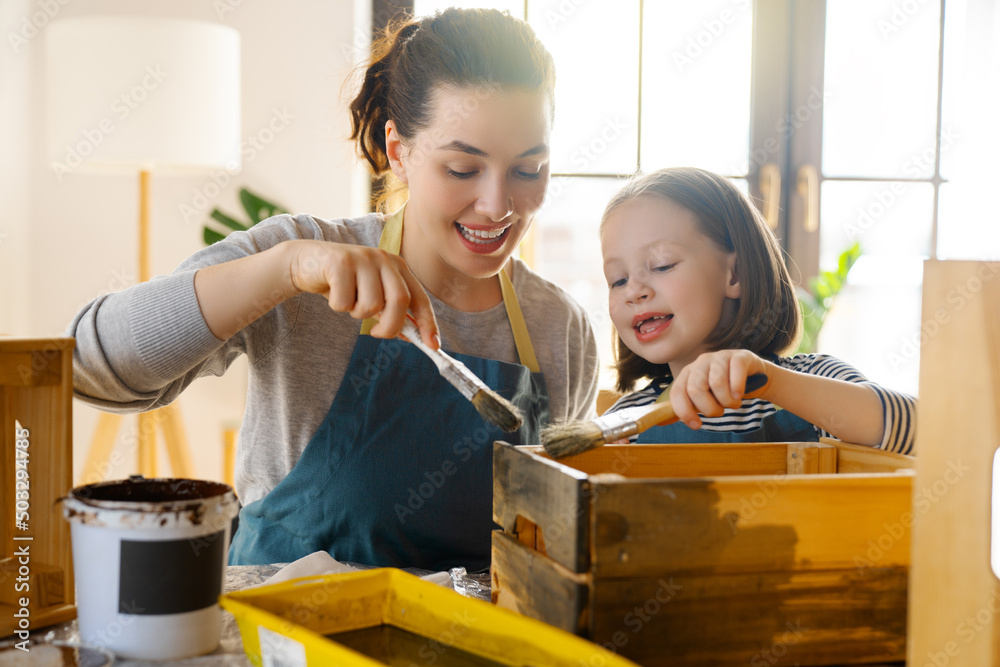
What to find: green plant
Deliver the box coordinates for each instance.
[795,241,862,354]
[202,187,287,245]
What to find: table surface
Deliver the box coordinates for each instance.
[22,565,907,667]
[28,564,283,666]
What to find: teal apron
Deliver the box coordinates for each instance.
[637,375,817,444]
[229,208,549,571]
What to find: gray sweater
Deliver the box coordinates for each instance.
[68,212,600,505]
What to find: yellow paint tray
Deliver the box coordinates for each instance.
[220,567,639,666]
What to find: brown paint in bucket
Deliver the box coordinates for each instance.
[63,477,239,661]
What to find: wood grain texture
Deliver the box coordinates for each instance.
[908,260,1000,666]
[492,531,907,666]
[493,442,590,572]
[788,442,837,474]
[589,474,912,578]
[535,443,791,479]
[0,337,76,635]
[491,530,589,635]
[822,439,916,474]
[589,566,907,666]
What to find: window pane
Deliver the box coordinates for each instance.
[938,0,1000,259]
[640,0,752,175]
[817,273,922,396]
[414,0,524,18]
[820,181,933,269]
[823,0,941,178]
[528,0,640,175]
[535,177,625,388]
[938,182,1000,260]
[815,180,930,397]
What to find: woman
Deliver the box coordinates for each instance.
[68,8,599,571]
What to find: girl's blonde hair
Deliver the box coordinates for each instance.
[602,167,802,393]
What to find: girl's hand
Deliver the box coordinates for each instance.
[669,350,773,429]
[288,240,439,348]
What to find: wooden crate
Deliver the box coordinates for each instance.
[492,439,915,666]
[0,338,76,636]
[907,260,1000,666]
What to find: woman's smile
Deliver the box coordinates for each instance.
[454,221,513,253]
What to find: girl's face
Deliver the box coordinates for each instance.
[601,195,741,375]
[387,86,551,288]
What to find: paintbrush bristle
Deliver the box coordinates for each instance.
[470,388,524,432]
[541,419,606,459]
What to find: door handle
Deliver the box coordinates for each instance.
[759,163,781,230]
[797,164,820,233]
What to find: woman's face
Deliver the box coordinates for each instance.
[387,86,551,284]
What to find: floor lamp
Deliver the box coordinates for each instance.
[46,16,241,481]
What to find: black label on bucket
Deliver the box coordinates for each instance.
[118,531,225,615]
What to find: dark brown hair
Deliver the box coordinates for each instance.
[349,8,556,208]
[602,167,802,393]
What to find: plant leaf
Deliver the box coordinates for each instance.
[210,209,249,232]
[203,227,227,245]
[240,188,287,224]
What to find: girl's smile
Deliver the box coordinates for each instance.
[602,195,741,375]
[632,312,673,342]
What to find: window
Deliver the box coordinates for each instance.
[402,0,997,396]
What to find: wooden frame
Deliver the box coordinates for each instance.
[492,439,915,666]
[0,338,76,636]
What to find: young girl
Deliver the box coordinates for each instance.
[600,167,915,454]
[68,8,599,571]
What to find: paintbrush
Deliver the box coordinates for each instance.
[542,373,770,459]
[398,316,524,432]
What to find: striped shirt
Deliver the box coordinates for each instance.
[607,354,916,454]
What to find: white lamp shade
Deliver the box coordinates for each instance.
[46,16,241,173]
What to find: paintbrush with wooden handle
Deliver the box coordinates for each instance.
[398,316,524,432]
[541,373,770,458]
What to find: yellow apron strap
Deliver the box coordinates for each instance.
[360,207,405,336]
[499,264,540,374]
[360,205,540,373]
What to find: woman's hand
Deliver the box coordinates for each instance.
[668,350,773,429]
[288,240,438,347]
[194,240,439,348]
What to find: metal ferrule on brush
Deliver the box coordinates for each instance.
[592,407,645,443]
[437,353,483,401]
[399,318,480,400]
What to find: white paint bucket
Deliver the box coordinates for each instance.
[62,477,239,660]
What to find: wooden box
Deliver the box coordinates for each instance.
[1,338,76,636]
[907,260,1000,666]
[492,439,915,666]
